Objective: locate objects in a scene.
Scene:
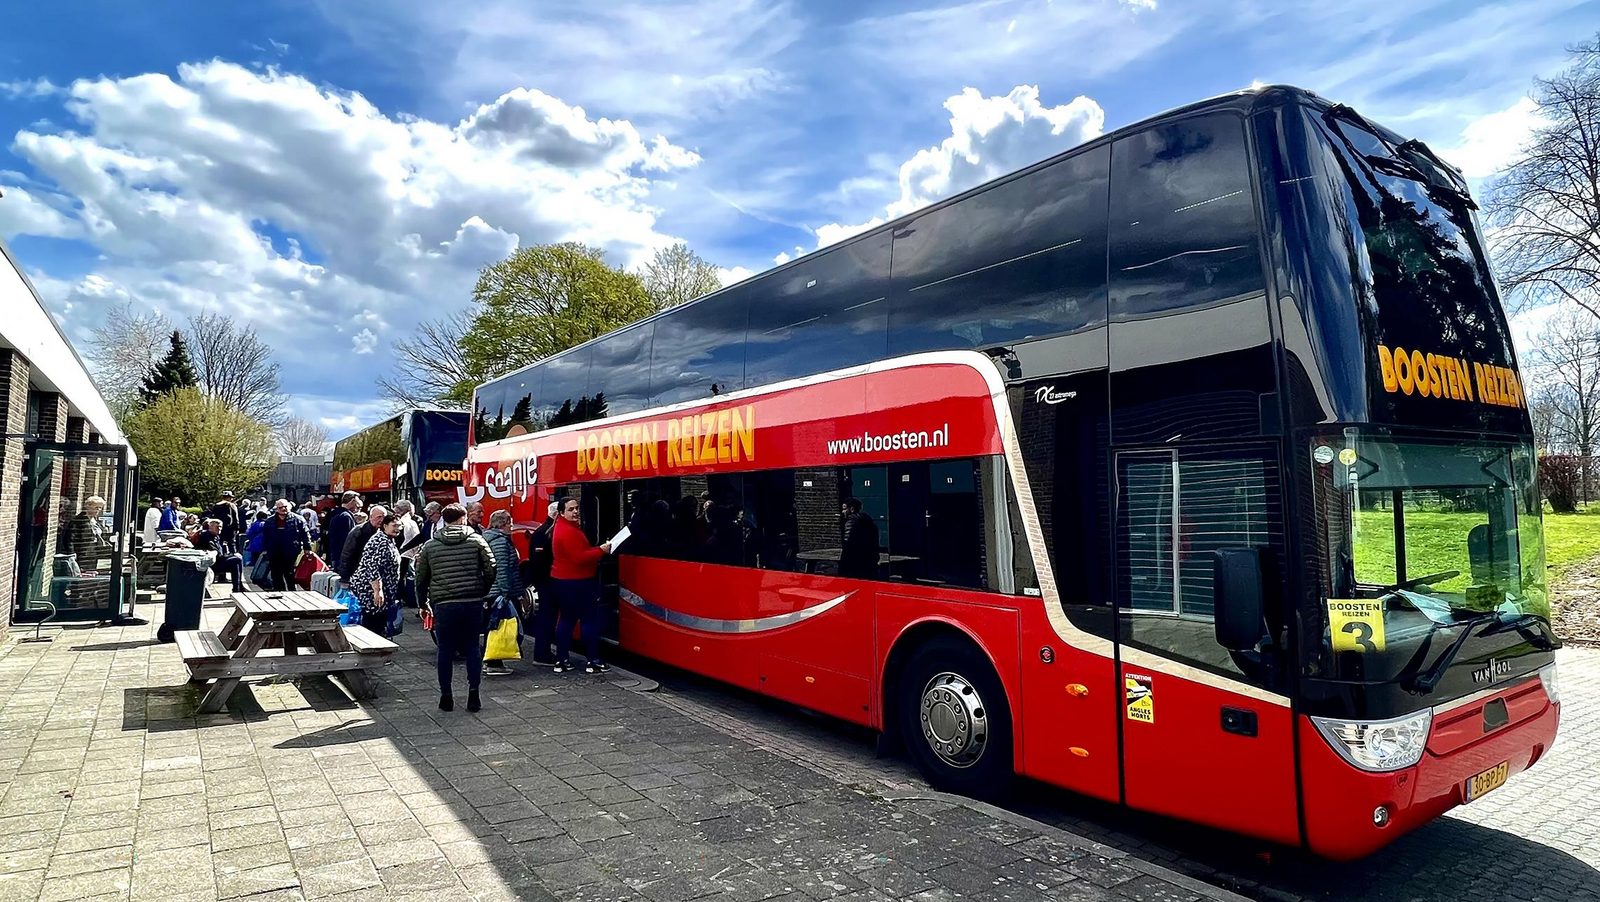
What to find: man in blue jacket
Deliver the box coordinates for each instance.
[261,499,312,590]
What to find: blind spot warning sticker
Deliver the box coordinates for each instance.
[1125,674,1154,724]
[1328,598,1387,653]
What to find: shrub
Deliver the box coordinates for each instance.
[1539,453,1583,513]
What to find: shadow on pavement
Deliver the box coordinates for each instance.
[273,720,388,749]
[71,638,163,652]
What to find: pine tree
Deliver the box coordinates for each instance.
[140,330,200,405]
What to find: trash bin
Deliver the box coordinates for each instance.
[157,549,216,643]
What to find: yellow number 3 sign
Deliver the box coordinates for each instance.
[1328,599,1386,653]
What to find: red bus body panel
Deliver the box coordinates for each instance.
[1299,678,1559,860]
[463,355,1558,857]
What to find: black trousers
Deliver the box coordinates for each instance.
[433,601,483,693]
[267,554,298,591]
[552,578,603,664]
[529,580,558,663]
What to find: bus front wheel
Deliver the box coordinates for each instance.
[896,637,1013,798]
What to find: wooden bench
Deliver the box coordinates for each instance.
[341,625,400,658]
[176,630,229,666]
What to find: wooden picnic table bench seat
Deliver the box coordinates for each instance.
[341,625,400,657]
[175,630,229,666]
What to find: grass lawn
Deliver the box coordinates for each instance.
[1350,508,1600,612]
[1541,508,1600,581]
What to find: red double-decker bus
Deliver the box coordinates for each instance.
[461,86,1559,859]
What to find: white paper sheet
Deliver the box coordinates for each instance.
[607,526,632,551]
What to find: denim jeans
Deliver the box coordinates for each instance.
[433,600,484,694]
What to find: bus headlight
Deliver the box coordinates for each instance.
[1311,710,1432,772]
[1540,662,1559,705]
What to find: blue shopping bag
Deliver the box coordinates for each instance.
[385,601,404,637]
[335,587,362,626]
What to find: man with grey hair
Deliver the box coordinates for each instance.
[192,517,245,593]
[465,500,486,535]
[420,501,443,542]
[339,504,387,580]
[482,508,526,675]
[261,498,312,590]
[392,499,421,549]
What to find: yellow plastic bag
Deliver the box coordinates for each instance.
[484,617,521,661]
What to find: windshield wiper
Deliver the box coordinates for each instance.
[1478,612,1558,651]
[1399,610,1501,694]
[1400,610,1554,693]
[1321,105,1478,208]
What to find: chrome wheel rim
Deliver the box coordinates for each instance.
[919,671,988,768]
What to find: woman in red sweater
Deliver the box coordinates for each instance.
[551,497,613,673]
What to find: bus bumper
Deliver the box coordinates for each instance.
[1300,683,1559,860]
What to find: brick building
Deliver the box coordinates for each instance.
[1,239,132,642]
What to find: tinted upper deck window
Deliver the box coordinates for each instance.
[589,323,655,418]
[538,347,594,429]
[650,288,750,406]
[744,233,891,387]
[1110,113,1262,319]
[889,144,1110,355]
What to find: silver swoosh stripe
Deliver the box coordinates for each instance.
[620,588,851,634]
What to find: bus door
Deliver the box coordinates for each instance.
[1111,445,1300,845]
[578,483,624,635]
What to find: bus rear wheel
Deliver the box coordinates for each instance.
[896,637,1013,798]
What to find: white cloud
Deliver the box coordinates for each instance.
[8,60,701,418]
[1435,96,1543,179]
[813,85,1104,249]
[1121,0,1158,10]
[716,265,753,286]
[0,78,60,99]
[0,184,79,240]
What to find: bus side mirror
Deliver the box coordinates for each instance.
[1214,549,1266,652]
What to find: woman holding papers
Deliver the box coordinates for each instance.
[550,497,614,674]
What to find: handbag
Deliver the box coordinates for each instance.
[484,615,521,661]
[250,555,272,588]
[385,600,404,638]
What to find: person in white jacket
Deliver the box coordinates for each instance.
[141,501,162,548]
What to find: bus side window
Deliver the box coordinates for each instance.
[589,323,655,419]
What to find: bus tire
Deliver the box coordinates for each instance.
[896,636,1013,799]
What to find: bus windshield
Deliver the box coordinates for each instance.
[1310,431,1549,686]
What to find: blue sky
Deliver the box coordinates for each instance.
[0,0,1593,435]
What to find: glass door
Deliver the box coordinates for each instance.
[13,443,132,623]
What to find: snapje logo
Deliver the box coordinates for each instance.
[457,453,537,505]
[1035,386,1076,405]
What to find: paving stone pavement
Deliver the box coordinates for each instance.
[630,645,1600,902]
[0,593,1239,902]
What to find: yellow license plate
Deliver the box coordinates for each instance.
[1465,761,1509,801]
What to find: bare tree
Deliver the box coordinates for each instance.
[1488,36,1600,315]
[640,242,723,310]
[185,312,288,426]
[376,310,479,410]
[278,416,329,457]
[86,303,170,420]
[1529,306,1600,501]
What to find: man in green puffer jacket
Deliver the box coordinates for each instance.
[416,503,496,713]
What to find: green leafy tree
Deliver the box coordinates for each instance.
[139,330,199,405]
[124,388,278,500]
[461,242,655,384]
[641,242,723,309]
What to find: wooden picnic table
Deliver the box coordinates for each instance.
[176,590,398,714]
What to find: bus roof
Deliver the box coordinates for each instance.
[482,84,1326,391]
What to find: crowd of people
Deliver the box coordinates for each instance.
[135,485,618,714]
